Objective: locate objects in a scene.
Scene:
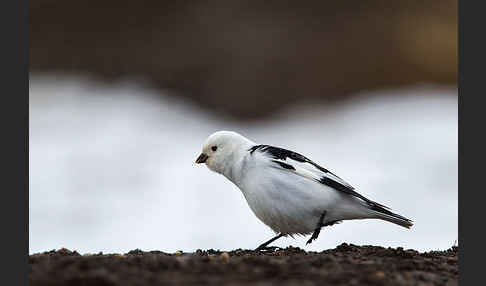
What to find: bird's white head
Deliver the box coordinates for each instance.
[195,130,254,175]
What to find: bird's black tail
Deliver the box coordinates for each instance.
[368,201,413,229]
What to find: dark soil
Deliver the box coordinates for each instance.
[29,243,457,286]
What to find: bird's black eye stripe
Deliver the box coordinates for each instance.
[211,146,218,151]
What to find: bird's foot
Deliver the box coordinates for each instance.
[254,233,285,251]
[254,245,280,252]
[306,228,321,245]
[306,210,327,245]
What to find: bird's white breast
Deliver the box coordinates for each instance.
[232,151,359,235]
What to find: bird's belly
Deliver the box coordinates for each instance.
[239,169,343,235]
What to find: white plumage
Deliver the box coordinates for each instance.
[196,130,413,249]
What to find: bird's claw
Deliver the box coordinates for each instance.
[255,246,280,252]
[306,236,316,245]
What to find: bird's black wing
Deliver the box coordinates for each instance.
[249,144,392,211]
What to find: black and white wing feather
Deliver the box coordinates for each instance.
[249,145,405,217]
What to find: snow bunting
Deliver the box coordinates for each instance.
[195,131,413,250]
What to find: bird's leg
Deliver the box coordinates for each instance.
[255,233,285,251]
[306,211,327,245]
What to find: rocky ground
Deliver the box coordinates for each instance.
[29,243,457,286]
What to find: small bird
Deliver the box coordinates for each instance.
[195,131,413,250]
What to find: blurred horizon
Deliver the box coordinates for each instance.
[29,0,456,119]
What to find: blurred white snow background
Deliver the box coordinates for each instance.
[29,74,457,254]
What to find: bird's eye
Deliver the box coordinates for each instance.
[211,146,218,152]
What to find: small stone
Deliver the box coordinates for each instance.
[219,252,230,262]
[375,271,385,279]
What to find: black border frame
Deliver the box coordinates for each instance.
[2,0,28,285]
[458,0,483,284]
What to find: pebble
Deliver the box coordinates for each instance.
[375,271,385,279]
[219,252,230,262]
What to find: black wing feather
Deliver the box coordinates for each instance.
[249,144,393,212]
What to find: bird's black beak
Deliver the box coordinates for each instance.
[195,153,209,164]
